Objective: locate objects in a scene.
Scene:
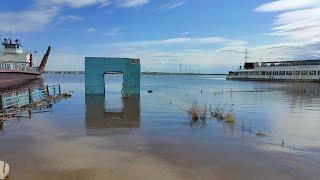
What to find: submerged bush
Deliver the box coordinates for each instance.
[210,104,235,123]
[187,101,207,121]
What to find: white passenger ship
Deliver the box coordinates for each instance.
[227,60,320,82]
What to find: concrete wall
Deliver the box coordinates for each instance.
[85,57,140,96]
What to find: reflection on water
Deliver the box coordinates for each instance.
[0,78,45,93]
[1,74,320,179]
[85,95,140,134]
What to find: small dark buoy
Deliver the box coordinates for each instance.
[147,90,153,93]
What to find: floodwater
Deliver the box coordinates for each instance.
[1,74,320,180]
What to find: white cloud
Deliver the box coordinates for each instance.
[116,0,149,8]
[87,27,96,33]
[0,0,145,33]
[110,36,244,47]
[56,15,84,24]
[0,0,105,32]
[180,32,191,36]
[105,27,121,36]
[157,1,186,10]
[39,0,111,8]
[254,0,320,60]
[254,0,320,12]
[0,6,59,32]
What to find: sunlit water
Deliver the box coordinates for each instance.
[1,74,320,179]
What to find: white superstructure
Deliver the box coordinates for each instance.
[227,60,320,82]
[0,38,37,73]
[0,38,29,62]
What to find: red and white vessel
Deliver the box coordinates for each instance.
[0,38,50,89]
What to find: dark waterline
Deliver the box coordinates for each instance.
[1,74,320,179]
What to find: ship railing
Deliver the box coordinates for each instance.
[0,84,61,111]
[0,62,39,73]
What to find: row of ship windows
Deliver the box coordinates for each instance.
[0,63,28,70]
[237,70,320,76]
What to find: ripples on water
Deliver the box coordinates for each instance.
[0,74,320,179]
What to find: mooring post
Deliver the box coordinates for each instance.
[46,85,50,96]
[0,94,3,111]
[28,87,33,104]
[58,84,61,95]
[53,86,56,95]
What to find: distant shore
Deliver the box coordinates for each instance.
[45,71,227,76]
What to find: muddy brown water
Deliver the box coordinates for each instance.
[0,74,320,179]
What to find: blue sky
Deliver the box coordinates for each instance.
[1,0,320,73]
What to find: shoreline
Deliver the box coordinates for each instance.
[45,71,227,76]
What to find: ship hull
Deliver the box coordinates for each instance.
[226,77,320,83]
[0,71,41,90]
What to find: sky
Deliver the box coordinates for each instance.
[0,0,320,73]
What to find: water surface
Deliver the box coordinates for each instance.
[1,74,320,179]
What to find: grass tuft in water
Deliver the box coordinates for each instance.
[210,104,235,123]
[188,101,208,121]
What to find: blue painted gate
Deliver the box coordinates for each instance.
[85,57,140,96]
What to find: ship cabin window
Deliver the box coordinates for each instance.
[266,71,272,76]
[239,72,244,76]
[261,71,266,75]
[279,71,285,75]
[293,71,300,76]
[244,72,249,75]
[309,70,317,75]
[302,71,308,75]
[249,71,254,75]
[318,71,320,75]
[272,71,279,76]
[286,71,293,75]
[254,71,259,75]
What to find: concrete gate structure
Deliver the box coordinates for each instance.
[85,57,140,96]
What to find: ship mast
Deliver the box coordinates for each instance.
[244,48,249,62]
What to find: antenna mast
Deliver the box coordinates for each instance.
[244,48,249,62]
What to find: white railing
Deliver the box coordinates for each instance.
[0,62,39,73]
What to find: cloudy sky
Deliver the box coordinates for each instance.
[1,0,320,73]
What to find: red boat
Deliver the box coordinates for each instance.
[0,38,50,90]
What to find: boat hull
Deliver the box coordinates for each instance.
[226,77,320,83]
[0,72,41,90]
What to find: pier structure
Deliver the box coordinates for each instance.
[85,57,140,96]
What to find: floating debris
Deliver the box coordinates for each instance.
[147,90,153,93]
[0,93,72,123]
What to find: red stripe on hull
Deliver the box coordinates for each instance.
[0,72,41,90]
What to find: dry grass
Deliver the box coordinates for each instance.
[187,101,207,121]
[210,104,235,124]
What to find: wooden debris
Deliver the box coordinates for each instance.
[0,93,72,123]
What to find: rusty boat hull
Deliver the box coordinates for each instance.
[0,71,41,90]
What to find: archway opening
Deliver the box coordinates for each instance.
[104,72,123,112]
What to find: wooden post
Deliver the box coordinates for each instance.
[46,85,50,96]
[58,84,61,95]
[28,87,32,104]
[0,94,3,111]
